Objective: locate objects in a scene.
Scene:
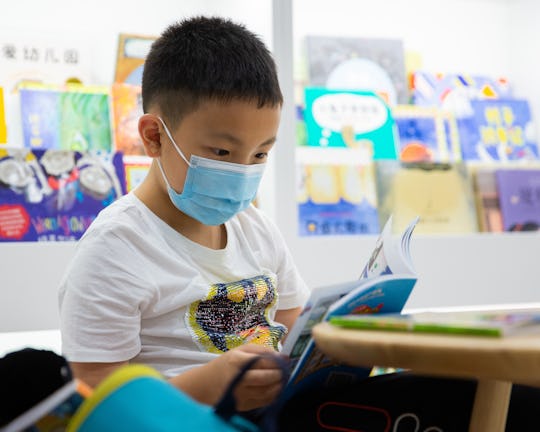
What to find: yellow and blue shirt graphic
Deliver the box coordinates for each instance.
[187,275,286,353]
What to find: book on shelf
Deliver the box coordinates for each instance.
[114,33,157,85]
[303,87,398,160]
[329,309,540,338]
[392,105,461,163]
[472,167,503,232]
[282,215,419,396]
[0,148,126,241]
[495,168,540,232]
[305,35,408,105]
[296,162,380,236]
[111,82,145,156]
[18,82,113,152]
[461,99,539,162]
[375,160,479,234]
[1,379,90,432]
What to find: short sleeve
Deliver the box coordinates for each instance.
[58,230,154,363]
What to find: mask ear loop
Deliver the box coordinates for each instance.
[157,116,192,168]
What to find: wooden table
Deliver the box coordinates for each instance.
[312,321,540,432]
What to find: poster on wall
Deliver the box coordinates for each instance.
[0,148,125,242]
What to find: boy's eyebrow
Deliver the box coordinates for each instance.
[209,132,277,147]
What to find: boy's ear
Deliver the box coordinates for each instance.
[139,114,162,158]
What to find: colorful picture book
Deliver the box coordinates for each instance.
[114,33,156,85]
[412,71,512,108]
[472,167,503,232]
[495,168,540,232]
[392,105,461,162]
[111,83,144,156]
[375,161,479,234]
[297,161,379,236]
[123,155,152,192]
[330,309,540,338]
[303,87,398,159]
[461,99,539,162]
[2,379,89,432]
[0,148,125,241]
[305,35,408,105]
[283,216,418,396]
[19,82,113,152]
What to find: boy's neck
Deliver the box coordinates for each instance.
[134,169,228,250]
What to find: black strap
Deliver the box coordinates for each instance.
[214,354,290,431]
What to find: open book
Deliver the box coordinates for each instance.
[282,215,419,396]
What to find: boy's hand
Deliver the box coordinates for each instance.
[170,343,286,412]
[218,344,286,411]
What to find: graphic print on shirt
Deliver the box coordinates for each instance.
[187,274,286,353]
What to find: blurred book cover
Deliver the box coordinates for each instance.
[392,105,461,162]
[123,155,151,192]
[461,99,539,162]
[304,87,397,159]
[305,35,408,105]
[472,167,503,232]
[0,148,125,241]
[375,161,478,234]
[114,33,156,85]
[495,168,540,232]
[297,162,379,236]
[111,83,144,155]
[19,82,113,152]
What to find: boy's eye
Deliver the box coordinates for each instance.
[213,149,230,157]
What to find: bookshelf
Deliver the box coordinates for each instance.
[2,0,540,334]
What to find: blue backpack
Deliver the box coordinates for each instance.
[68,356,287,432]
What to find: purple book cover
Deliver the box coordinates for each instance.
[0,149,126,241]
[495,169,540,232]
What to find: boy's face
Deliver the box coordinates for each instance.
[145,98,281,194]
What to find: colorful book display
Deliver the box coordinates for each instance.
[0,148,125,241]
[304,87,398,159]
[297,162,379,236]
[375,161,479,234]
[19,82,113,152]
[495,168,540,232]
[111,83,144,156]
[392,105,461,162]
[305,35,408,105]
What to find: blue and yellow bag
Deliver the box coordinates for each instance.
[68,356,287,432]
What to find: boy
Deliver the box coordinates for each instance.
[58,16,310,412]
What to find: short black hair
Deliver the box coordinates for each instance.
[142,16,283,126]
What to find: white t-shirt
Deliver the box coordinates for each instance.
[59,192,310,378]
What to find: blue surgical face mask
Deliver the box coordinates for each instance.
[156,117,266,226]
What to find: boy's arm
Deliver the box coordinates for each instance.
[70,361,128,388]
[275,306,302,343]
